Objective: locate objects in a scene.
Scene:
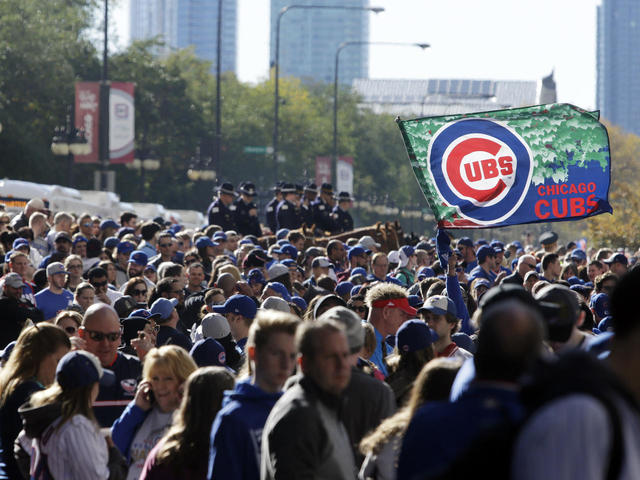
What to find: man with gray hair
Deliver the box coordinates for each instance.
[502,254,538,286]
[261,318,356,479]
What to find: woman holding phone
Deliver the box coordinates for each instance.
[111,345,197,480]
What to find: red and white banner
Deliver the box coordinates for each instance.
[336,156,354,194]
[74,82,100,163]
[315,156,332,187]
[109,82,135,164]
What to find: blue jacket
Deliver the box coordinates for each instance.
[208,380,282,480]
[110,401,149,459]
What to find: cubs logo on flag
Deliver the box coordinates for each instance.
[397,103,612,229]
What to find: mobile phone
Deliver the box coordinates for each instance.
[145,386,155,404]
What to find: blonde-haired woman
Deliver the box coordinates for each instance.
[140,367,235,479]
[111,345,197,480]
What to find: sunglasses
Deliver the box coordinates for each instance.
[132,289,147,296]
[82,222,92,227]
[85,329,121,342]
[64,326,77,334]
[91,280,108,288]
[159,243,172,248]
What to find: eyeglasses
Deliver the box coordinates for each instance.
[85,329,121,342]
[91,280,108,288]
[64,326,77,334]
[132,289,147,296]
[159,243,172,248]
[82,222,92,227]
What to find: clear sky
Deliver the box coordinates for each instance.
[112,0,600,109]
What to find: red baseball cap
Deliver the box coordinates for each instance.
[372,297,417,316]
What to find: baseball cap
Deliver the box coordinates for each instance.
[100,219,119,230]
[291,296,308,311]
[4,272,24,288]
[598,316,613,332]
[117,241,136,254]
[54,231,72,243]
[212,294,258,319]
[195,237,218,249]
[261,296,290,313]
[408,295,424,309]
[247,268,266,285]
[263,282,291,302]
[534,284,579,343]
[114,295,138,319]
[312,256,332,268]
[473,278,491,290]
[267,263,289,280]
[128,309,161,320]
[149,297,179,321]
[457,237,474,248]
[571,249,587,261]
[276,228,290,240]
[351,267,367,277]
[128,250,148,266]
[603,253,628,266]
[190,338,228,368]
[72,235,88,246]
[372,297,417,316]
[46,262,68,277]
[56,350,115,390]
[104,236,119,249]
[476,245,497,263]
[318,306,364,353]
[348,246,369,260]
[539,231,558,246]
[590,293,611,318]
[417,267,435,280]
[335,281,354,297]
[358,235,381,250]
[418,295,457,317]
[12,238,29,250]
[395,320,435,352]
[278,244,298,259]
[201,313,232,339]
[388,250,400,264]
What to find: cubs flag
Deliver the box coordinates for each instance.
[397,103,612,229]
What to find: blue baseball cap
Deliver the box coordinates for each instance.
[128,250,148,266]
[350,285,362,297]
[212,294,258,319]
[213,232,227,241]
[348,246,369,260]
[604,253,628,266]
[351,267,368,277]
[276,239,290,247]
[100,219,119,230]
[117,227,135,239]
[190,338,228,368]
[280,259,297,268]
[476,245,497,263]
[590,293,611,318]
[195,237,218,249]
[72,235,88,246]
[571,249,587,261]
[394,320,436,352]
[598,316,613,332]
[566,276,585,286]
[56,350,115,390]
[117,241,136,254]
[144,264,157,273]
[408,295,424,309]
[335,281,354,297]
[263,282,291,302]
[246,268,266,285]
[12,238,29,250]
[277,244,298,258]
[417,267,435,280]
[276,228,290,240]
[399,245,415,258]
[149,297,178,321]
[291,296,308,311]
[104,236,119,249]
[128,308,161,320]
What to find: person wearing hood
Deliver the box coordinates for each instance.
[16,350,125,480]
[393,246,417,287]
[208,310,299,480]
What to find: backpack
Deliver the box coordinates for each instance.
[432,350,637,480]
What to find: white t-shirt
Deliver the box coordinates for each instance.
[125,407,173,480]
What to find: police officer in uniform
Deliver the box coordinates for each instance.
[234,181,262,237]
[276,183,302,230]
[331,191,354,233]
[207,182,237,230]
[300,182,317,227]
[312,183,335,234]
[265,182,282,234]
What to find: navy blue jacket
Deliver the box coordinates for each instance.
[276,199,301,230]
[208,380,282,480]
[207,198,236,230]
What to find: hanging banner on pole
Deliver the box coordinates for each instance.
[397,103,612,229]
[315,156,332,187]
[109,82,135,164]
[336,156,354,194]
[74,82,100,163]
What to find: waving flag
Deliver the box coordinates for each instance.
[397,103,612,229]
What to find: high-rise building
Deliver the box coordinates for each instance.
[270,0,370,85]
[597,0,640,135]
[130,0,237,74]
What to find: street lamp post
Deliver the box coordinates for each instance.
[333,41,429,186]
[215,0,222,182]
[99,0,110,191]
[273,4,384,185]
[51,105,90,186]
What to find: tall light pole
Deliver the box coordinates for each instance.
[215,0,222,179]
[273,4,384,185]
[99,0,110,191]
[333,41,429,186]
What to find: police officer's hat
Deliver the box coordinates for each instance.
[539,231,558,246]
[271,181,284,193]
[337,191,354,202]
[321,183,333,194]
[304,182,318,193]
[218,182,236,196]
[240,182,257,196]
[281,183,296,194]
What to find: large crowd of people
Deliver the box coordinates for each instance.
[0,184,638,480]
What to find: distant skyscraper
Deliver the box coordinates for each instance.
[130,0,237,74]
[270,0,370,85]
[597,0,640,135]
